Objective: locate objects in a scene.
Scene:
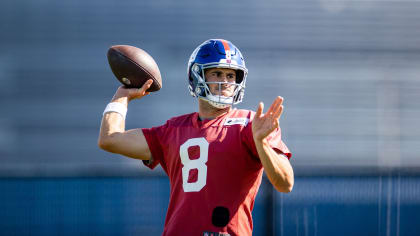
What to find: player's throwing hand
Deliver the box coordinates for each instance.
[252,96,284,142]
[111,79,153,103]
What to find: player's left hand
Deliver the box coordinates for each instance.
[252,96,284,142]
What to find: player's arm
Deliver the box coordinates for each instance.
[252,96,294,193]
[98,80,154,160]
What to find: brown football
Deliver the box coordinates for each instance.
[107,45,162,91]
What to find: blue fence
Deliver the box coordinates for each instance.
[1,175,419,236]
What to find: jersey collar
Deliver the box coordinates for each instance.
[192,109,236,129]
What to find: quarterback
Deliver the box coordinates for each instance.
[98,39,294,236]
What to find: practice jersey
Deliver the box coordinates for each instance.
[141,109,291,236]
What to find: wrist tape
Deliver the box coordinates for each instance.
[103,102,127,119]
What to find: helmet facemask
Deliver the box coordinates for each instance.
[190,63,246,109]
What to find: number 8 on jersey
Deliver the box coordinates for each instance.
[179,138,209,192]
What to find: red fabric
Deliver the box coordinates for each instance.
[141,109,291,236]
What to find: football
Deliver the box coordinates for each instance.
[107,45,162,92]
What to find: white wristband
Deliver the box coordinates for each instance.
[103,102,127,119]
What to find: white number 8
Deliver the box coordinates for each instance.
[179,137,209,192]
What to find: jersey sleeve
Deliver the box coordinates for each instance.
[141,121,169,169]
[242,120,292,160]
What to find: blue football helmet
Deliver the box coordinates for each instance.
[187,39,248,108]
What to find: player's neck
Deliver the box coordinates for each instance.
[198,99,231,120]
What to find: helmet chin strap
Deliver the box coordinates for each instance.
[205,88,235,108]
[199,97,232,109]
[207,100,231,109]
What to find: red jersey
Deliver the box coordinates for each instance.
[142,109,291,236]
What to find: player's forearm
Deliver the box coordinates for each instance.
[98,99,127,151]
[254,139,294,193]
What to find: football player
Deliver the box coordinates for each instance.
[98,39,294,236]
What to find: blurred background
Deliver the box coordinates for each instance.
[1,0,420,235]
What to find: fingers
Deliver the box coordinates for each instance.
[267,96,283,114]
[273,96,284,119]
[275,105,283,119]
[130,79,153,96]
[255,102,264,118]
[273,96,283,113]
[266,96,283,116]
[118,79,153,101]
[139,79,153,94]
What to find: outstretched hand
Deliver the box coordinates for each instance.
[252,96,284,142]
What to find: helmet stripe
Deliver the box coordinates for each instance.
[220,39,230,53]
[220,40,232,63]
